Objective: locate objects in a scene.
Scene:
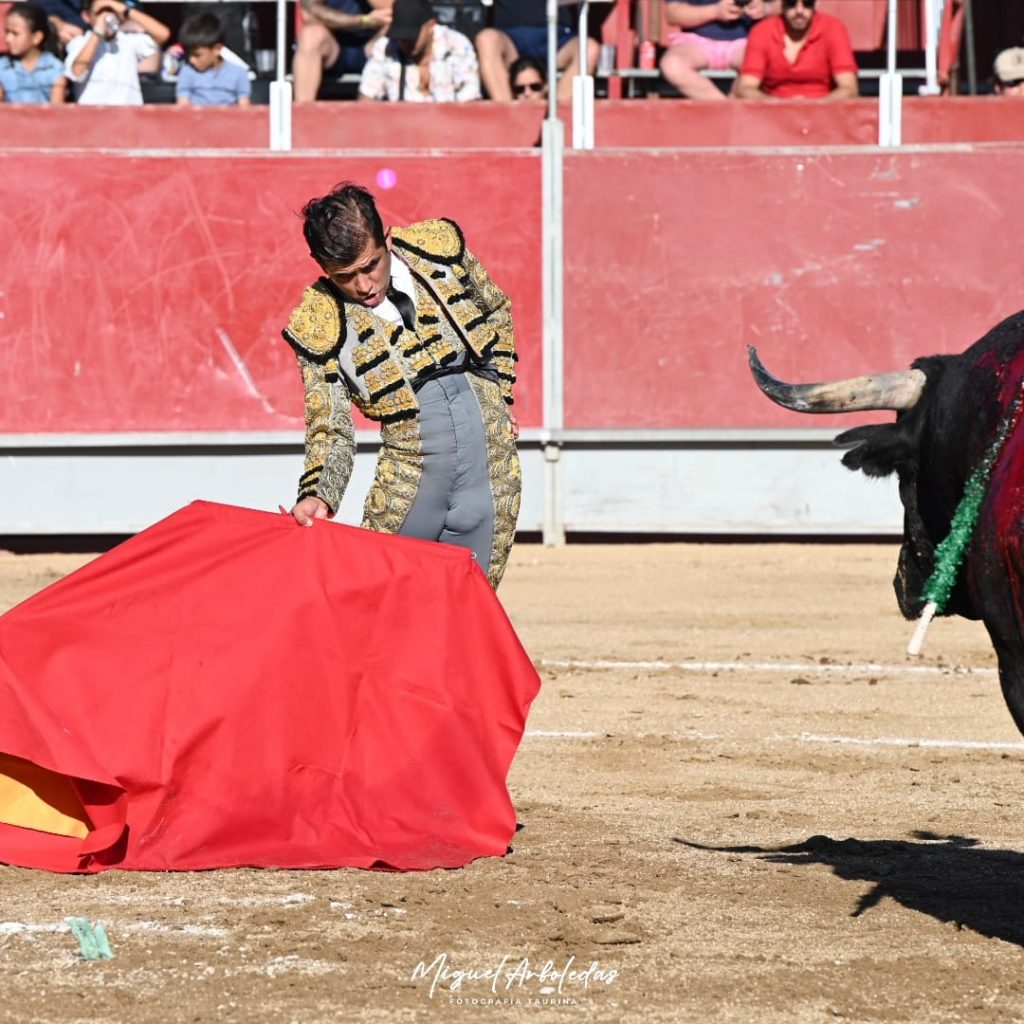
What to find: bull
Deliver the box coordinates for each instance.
[749,311,1024,735]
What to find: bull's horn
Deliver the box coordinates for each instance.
[748,346,926,413]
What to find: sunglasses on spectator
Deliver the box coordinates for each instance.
[783,0,816,8]
[1000,77,1024,88]
[513,81,545,95]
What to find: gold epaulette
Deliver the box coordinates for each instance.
[282,284,344,362]
[391,219,465,264]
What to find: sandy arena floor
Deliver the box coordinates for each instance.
[1,541,1023,1024]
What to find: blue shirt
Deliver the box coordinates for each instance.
[669,0,750,42]
[37,0,87,30]
[175,59,251,105]
[494,0,570,30]
[324,0,374,49]
[0,51,64,104]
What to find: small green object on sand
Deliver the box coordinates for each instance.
[68,918,113,960]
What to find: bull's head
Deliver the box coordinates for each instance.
[751,312,1024,737]
[748,349,963,621]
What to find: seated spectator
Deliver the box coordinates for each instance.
[475,0,598,104]
[36,0,87,52]
[292,0,391,103]
[993,47,1024,97]
[175,12,250,106]
[0,2,67,102]
[661,0,779,101]
[359,0,479,103]
[736,0,857,99]
[64,0,170,104]
[189,2,259,72]
[510,54,546,102]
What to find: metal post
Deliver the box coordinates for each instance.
[542,0,565,545]
[919,0,941,95]
[541,117,566,545]
[547,0,558,122]
[963,0,977,96]
[572,1,595,149]
[878,0,902,146]
[269,0,292,150]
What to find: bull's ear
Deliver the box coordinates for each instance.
[835,423,913,478]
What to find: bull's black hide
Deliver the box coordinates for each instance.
[751,311,1024,735]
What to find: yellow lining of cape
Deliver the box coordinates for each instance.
[0,754,90,838]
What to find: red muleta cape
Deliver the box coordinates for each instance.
[0,501,540,872]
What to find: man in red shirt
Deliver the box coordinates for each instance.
[736,0,858,99]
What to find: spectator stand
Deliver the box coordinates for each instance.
[294,1,491,99]
[595,0,944,105]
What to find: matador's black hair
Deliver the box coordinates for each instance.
[301,182,386,269]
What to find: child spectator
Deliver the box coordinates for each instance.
[64,0,170,104]
[0,2,67,103]
[175,12,251,106]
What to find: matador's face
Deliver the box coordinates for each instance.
[322,231,393,309]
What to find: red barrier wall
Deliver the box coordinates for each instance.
[562,145,1024,429]
[597,99,878,148]
[3,98,1023,152]
[0,152,542,432]
[3,136,1022,438]
[0,103,545,151]
[596,98,1024,148]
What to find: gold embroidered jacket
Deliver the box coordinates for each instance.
[282,218,517,513]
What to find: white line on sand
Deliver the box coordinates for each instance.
[525,730,602,739]
[776,732,1024,751]
[539,658,996,678]
[0,920,227,937]
[524,729,1024,750]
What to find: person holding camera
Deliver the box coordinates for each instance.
[64,0,169,104]
[661,0,779,101]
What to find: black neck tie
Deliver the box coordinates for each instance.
[387,285,416,331]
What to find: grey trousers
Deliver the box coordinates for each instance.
[397,374,495,576]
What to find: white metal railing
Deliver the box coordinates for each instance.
[921,0,943,95]
[878,0,902,144]
[269,0,291,148]
[562,0,943,146]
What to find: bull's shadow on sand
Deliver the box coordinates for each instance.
[674,833,1024,947]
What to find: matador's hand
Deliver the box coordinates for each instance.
[289,496,332,527]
